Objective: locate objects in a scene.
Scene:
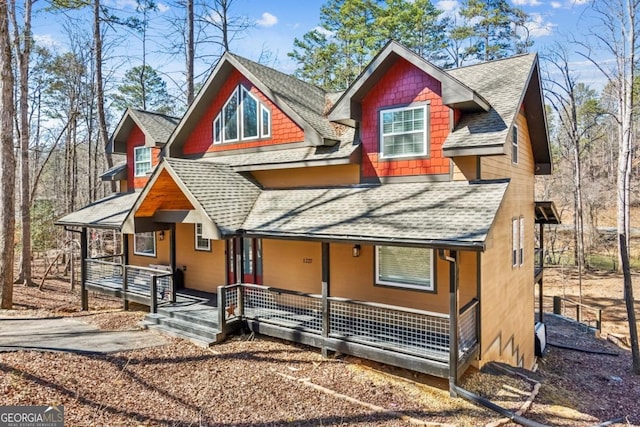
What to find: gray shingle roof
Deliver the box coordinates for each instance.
[55,191,139,229]
[99,162,127,181]
[444,54,536,151]
[199,136,358,170]
[129,109,180,144]
[243,180,509,247]
[165,158,261,235]
[229,54,350,142]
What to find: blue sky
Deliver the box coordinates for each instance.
[30,0,606,95]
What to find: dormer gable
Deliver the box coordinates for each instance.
[166,52,349,158]
[328,40,490,127]
[109,108,179,154]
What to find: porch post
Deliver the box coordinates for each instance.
[321,242,330,357]
[236,237,244,284]
[448,250,459,397]
[170,224,177,302]
[122,233,129,310]
[539,223,544,323]
[80,227,88,311]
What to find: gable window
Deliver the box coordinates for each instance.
[195,223,211,251]
[134,232,156,257]
[512,125,518,164]
[512,218,519,267]
[134,147,152,177]
[213,85,271,144]
[380,105,428,159]
[376,245,434,291]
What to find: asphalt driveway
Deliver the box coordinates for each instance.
[0,316,166,354]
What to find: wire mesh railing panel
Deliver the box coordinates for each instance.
[125,266,173,302]
[459,300,479,356]
[85,259,123,286]
[223,285,241,320]
[329,299,450,360]
[243,286,322,334]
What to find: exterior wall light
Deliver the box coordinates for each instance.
[159,230,165,241]
[352,244,361,257]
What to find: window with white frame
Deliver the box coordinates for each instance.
[134,147,152,177]
[380,105,428,159]
[213,85,271,144]
[511,125,518,164]
[519,216,525,266]
[512,218,519,267]
[376,246,434,291]
[195,223,211,251]
[134,232,156,257]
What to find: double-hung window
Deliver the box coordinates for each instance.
[134,147,152,177]
[213,85,271,144]
[134,232,156,257]
[195,223,211,251]
[512,125,518,164]
[512,218,519,267]
[380,105,428,159]
[376,246,434,291]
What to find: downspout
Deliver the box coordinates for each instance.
[438,249,459,397]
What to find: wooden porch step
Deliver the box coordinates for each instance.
[156,307,220,330]
[142,314,223,347]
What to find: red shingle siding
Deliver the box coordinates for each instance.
[126,126,161,189]
[361,58,451,178]
[182,69,305,156]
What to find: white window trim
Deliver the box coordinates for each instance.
[260,104,271,138]
[512,125,518,164]
[519,216,525,266]
[240,86,260,141]
[133,232,156,257]
[222,87,240,143]
[213,115,222,144]
[375,246,435,292]
[512,218,519,268]
[195,223,211,251]
[133,146,152,177]
[379,104,429,160]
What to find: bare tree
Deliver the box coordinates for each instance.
[578,0,640,373]
[0,0,16,308]
[10,0,36,286]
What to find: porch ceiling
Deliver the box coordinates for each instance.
[535,201,561,224]
[136,169,195,216]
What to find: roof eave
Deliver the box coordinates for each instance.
[443,144,505,157]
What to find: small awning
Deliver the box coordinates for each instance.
[55,191,139,230]
[535,201,561,224]
[100,162,127,181]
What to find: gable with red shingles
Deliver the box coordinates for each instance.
[182,69,305,156]
[126,125,161,189]
[360,57,451,179]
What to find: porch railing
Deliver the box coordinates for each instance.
[237,283,478,362]
[84,258,174,312]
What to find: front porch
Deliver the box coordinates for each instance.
[83,257,479,379]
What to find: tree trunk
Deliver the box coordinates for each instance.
[94,0,115,193]
[0,1,16,308]
[186,0,194,104]
[620,235,640,373]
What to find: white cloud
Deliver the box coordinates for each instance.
[437,0,460,13]
[512,0,542,6]
[33,34,60,49]
[525,14,556,37]
[256,12,278,28]
[157,3,170,13]
[313,26,334,38]
[550,1,562,8]
[572,0,590,4]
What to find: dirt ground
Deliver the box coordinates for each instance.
[0,275,639,426]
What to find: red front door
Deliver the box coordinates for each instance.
[242,238,263,284]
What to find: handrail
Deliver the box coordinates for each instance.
[460,298,479,315]
[90,253,124,261]
[328,295,450,319]
[241,283,323,300]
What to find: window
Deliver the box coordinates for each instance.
[519,217,525,266]
[134,147,152,177]
[512,125,518,164]
[213,85,271,144]
[380,105,428,159]
[195,223,210,251]
[512,218,519,267]
[134,232,156,257]
[376,246,434,291]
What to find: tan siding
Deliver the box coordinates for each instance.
[119,180,128,192]
[451,156,478,181]
[127,231,170,266]
[251,164,360,189]
[174,223,226,292]
[479,109,536,369]
[262,239,322,294]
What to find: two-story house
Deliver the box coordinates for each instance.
[57,41,559,388]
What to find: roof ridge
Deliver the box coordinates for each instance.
[447,53,535,72]
[131,108,181,121]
